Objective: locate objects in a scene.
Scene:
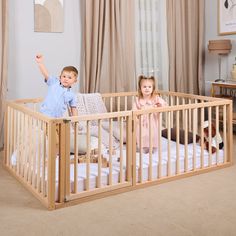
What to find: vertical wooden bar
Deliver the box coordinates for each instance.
[125,96,128,111]
[126,115,132,183]
[184,109,188,172]
[208,107,212,166]
[200,107,204,168]
[47,121,57,209]
[42,122,47,197]
[223,105,227,163]
[97,120,102,188]
[32,118,37,187]
[170,96,173,127]
[28,116,33,183]
[86,121,91,190]
[148,113,153,181]
[59,120,69,202]
[226,103,233,163]
[37,120,42,193]
[119,117,124,183]
[20,113,25,176]
[117,97,121,112]
[4,104,8,166]
[176,109,180,174]
[167,112,171,176]
[23,115,28,181]
[110,97,113,112]
[193,108,197,171]
[215,106,219,164]
[108,118,113,185]
[139,115,143,183]
[6,107,11,167]
[182,98,185,129]
[189,100,192,131]
[132,114,137,185]
[13,109,17,171]
[16,111,21,175]
[73,122,78,194]
[158,112,162,178]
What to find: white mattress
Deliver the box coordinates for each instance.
[55,137,224,194]
[10,137,224,200]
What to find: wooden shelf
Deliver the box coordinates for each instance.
[211,82,236,124]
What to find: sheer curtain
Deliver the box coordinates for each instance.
[135,0,169,90]
[0,0,8,150]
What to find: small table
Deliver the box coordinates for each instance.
[211,81,236,97]
[211,81,236,123]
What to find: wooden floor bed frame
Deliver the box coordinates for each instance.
[3,91,233,210]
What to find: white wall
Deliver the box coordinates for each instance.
[205,0,236,95]
[8,1,234,99]
[7,0,82,100]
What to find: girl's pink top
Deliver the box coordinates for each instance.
[133,95,167,148]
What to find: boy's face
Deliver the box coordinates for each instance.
[60,71,77,88]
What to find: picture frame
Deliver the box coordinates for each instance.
[218,0,236,35]
[34,0,64,33]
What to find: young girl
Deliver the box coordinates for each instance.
[133,75,167,153]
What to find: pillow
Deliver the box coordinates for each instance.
[77,93,88,115]
[102,121,127,143]
[161,128,200,144]
[83,93,107,114]
[70,134,104,154]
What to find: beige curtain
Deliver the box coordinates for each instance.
[0,0,8,149]
[81,0,136,93]
[166,0,205,94]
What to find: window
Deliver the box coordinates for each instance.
[135,0,168,90]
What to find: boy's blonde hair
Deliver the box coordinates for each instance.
[138,75,156,98]
[61,66,79,81]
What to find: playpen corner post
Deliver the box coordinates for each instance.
[47,120,57,209]
[59,119,71,203]
[227,102,233,164]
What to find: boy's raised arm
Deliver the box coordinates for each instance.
[36,54,49,80]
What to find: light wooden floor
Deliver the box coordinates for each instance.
[0,137,236,236]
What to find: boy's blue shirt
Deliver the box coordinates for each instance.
[40,76,77,117]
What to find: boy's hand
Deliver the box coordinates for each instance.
[36,54,43,64]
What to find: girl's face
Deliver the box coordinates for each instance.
[60,71,77,88]
[140,79,154,97]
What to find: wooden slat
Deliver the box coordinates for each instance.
[85,121,91,190]
[208,107,212,166]
[184,109,188,172]
[176,110,180,174]
[119,117,124,183]
[108,118,113,185]
[167,112,171,176]
[139,115,143,183]
[223,105,227,163]
[158,113,162,178]
[97,120,102,188]
[148,113,153,181]
[47,121,57,209]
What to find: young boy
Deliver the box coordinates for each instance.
[36,54,78,117]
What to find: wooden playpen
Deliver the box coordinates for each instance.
[3,91,233,209]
